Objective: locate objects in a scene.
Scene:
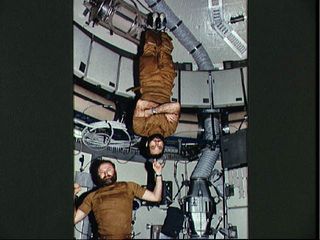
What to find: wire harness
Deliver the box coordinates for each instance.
[74,118,134,151]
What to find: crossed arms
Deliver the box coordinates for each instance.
[133,99,180,123]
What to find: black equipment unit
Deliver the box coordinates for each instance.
[221,129,247,169]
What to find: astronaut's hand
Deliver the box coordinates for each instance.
[165,113,178,123]
[144,108,153,118]
[74,183,81,196]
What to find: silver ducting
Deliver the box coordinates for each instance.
[190,147,220,179]
[181,114,220,239]
[183,179,215,238]
[84,0,147,44]
[191,114,220,179]
[144,0,214,70]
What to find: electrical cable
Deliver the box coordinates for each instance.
[82,104,109,115]
[82,131,112,151]
[108,127,132,149]
[134,0,152,13]
[74,144,82,156]
[74,224,92,238]
[75,117,135,154]
[237,116,247,131]
[173,160,180,200]
[81,159,92,172]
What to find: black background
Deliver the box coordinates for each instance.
[248,1,318,238]
[0,0,318,238]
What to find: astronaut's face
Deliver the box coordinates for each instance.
[148,137,164,155]
[97,163,117,186]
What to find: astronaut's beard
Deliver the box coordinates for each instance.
[98,172,117,187]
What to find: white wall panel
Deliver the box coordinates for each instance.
[116,57,135,98]
[224,167,248,239]
[74,151,93,240]
[242,67,248,100]
[73,26,92,78]
[84,41,119,93]
[226,207,248,239]
[180,71,211,108]
[73,95,115,121]
[213,68,246,108]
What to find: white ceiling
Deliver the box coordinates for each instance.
[73,0,247,70]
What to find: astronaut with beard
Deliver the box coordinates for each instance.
[74,159,163,239]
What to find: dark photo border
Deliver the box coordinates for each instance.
[0,0,318,238]
[248,0,318,238]
[0,1,74,238]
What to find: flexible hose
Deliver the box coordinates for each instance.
[191,114,220,179]
[144,0,214,70]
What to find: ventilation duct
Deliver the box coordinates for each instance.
[191,114,220,179]
[182,114,220,239]
[143,0,214,70]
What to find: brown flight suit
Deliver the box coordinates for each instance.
[133,30,178,137]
